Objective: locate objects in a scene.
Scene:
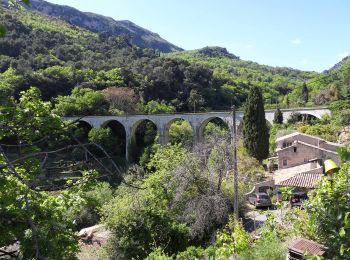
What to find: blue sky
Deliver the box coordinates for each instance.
[47,0,350,72]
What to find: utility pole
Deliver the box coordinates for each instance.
[231,105,239,219]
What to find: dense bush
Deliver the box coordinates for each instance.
[74,182,114,229]
[297,123,340,142]
[139,100,176,114]
[88,127,121,156]
[101,144,231,258]
[306,161,350,257]
[54,87,109,116]
[168,120,194,147]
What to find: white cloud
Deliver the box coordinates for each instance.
[292,38,301,45]
[301,59,309,64]
[337,51,349,62]
[245,43,253,49]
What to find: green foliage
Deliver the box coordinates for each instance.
[17,9,97,39]
[0,87,98,259]
[174,217,250,259]
[297,123,340,142]
[0,10,326,111]
[307,162,350,257]
[329,100,350,116]
[269,124,292,153]
[101,145,192,258]
[140,100,176,114]
[129,121,158,163]
[166,47,317,108]
[338,110,350,127]
[287,112,302,124]
[243,85,270,161]
[94,68,123,87]
[301,82,309,104]
[176,246,206,259]
[0,67,24,105]
[54,87,108,116]
[338,144,350,162]
[102,144,231,258]
[238,232,286,260]
[168,120,193,147]
[187,89,205,111]
[88,127,120,156]
[1,87,62,142]
[144,248,173,260]
[214,217,250,258]
[0,23,6,37]
[74,182,114,229]
[204,121,230,141]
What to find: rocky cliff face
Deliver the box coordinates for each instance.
[324,56,350,73]
[7,0,183,52]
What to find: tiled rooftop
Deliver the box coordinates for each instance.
[276,172,323,188]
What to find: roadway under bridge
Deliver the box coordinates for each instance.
[65,107,330,161]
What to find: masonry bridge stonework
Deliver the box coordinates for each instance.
[65,107,330,161]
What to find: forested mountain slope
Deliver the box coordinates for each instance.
[165,47,320,107]
[0,0,182,52]
[1,4,348,113]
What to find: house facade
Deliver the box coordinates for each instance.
[275,132,340,170]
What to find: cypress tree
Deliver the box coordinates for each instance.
[273,107,283,124]
[301,82,309,104]
[243,85,269,162]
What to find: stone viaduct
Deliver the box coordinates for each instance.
[65,107,330,161]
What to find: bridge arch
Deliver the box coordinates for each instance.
[285,112,318,124]
[197,117,230,143]
[129,119,158,162]
[74,120,93,142]
[101,120,127,160]
[164,118,194,147]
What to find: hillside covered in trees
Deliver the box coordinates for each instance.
[2,4,349,115]
[166,47,350,108]
[1,2,350,115]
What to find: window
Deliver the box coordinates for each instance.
[304,158,308,163]
[283,159,288,166]
[294,147,297,152]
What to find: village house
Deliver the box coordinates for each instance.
[276,132,340,170]
[273,132,342,190]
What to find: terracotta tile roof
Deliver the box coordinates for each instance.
[276,172,323,188]
[288,238,326,256]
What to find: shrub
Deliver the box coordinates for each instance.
[75,182,114,229]
[140,100,175,114]
[88,127,120,156]
[168,120,193,148]
[101,144,231,258]
[238,232,286,260]
[297,123,340,142]
[214,216,250,258]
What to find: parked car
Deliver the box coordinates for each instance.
[248,192,272,208]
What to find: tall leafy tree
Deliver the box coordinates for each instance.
[0,87,96,259]
[273,108,283,124]
[242,85,269,162]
